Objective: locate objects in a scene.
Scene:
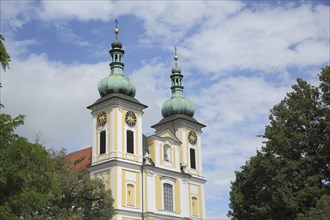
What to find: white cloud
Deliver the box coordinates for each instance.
[1,1,329,219]
[4,1,328,74]
[182,4,329,74]
[54,22,90,47]
[1,1,37,32]
[2,54,106,150]
[1,50,171,148]
[39,1,115,22]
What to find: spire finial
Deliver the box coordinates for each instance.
[174,47,178,63]
[114,19,119,39]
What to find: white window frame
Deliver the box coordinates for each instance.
[160,177,176,212]
[125,129,135,154]
[98,127,107,155]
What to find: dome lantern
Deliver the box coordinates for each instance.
[98,19,136,97]
[161,48,195,118]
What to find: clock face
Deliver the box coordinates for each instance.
[125,111,137,126]
[188,131,197,145]
[97,111,107,127]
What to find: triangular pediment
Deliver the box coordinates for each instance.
[147,129,181,145]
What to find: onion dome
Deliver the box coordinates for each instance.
[98,20,136,97]
[161,48,195,118]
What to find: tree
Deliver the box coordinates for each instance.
[37,149,114,220]
[0,110,54,219]
[297,195,330,220]
[0,34,11,71]
[228,66,330,220]
[0,35,53,219]
[0,109,114,219]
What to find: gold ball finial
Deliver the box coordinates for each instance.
[114,19,119,37]
[174,47,178,61]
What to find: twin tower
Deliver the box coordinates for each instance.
[87,24,206,220]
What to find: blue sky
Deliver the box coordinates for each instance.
[1,1,329,219]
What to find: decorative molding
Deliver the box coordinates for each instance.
[160,176,176,183]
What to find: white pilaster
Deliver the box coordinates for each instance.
[182,128,187,165]
[198,133,203,175]
[117,167,122,208]
[201,184,206,219]
[92,116,96,163]
[137,113,143,162]
[117,108,123,155]
[110,109,115,157]
[146,170,156,212]
[181,178,190,217]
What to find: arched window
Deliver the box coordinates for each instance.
[164,144,171,162]
[192,197,198,216]
[99,130,106,154]
[190,148,196,169]
[163,183,173,211]
[126,130,134,154]
[127,184,135,206]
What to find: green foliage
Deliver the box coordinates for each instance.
[297,195,330,220]
[0,107,114,219]
[228,66,330,220]
[0,110,53,220]
[0,34,11,71]
[37,149,114,220]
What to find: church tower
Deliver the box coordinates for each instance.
[145,49,206,219]
[87,22,148,220]
[87,22,206,220]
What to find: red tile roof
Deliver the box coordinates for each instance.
[66,147,92,171]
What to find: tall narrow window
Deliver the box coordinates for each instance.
[190,148,196,169]
[127,184,135,206]
[100,130,106,154]
[163,183,173,211]
[192,197,198,216]
[126,130,134,154]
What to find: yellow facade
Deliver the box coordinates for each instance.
[175,178,181,213]
[89,51,206,220]
[155,175,162,210]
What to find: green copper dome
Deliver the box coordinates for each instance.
[162,93,195,117]
[97,25,136,98]
[161,50,195,118]
[98,74,135,97]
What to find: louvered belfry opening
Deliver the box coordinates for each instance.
[190,148,196,169]
[100,130,106,154]
[126,130,134,154]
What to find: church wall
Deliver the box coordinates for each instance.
[121,168,141,209]
[180,178,190,216]
[188,183,204,218]
[87,29,206,219]
[148,140,155,163]
[113,108,118,157]
[177,128,185,165]
[114,166,120,209]
[174,178,181,213]
[118,108,143,163]
[155,174,162,210]
[145,169,156,213]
